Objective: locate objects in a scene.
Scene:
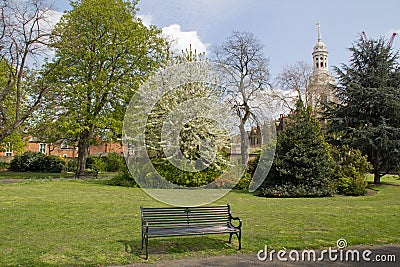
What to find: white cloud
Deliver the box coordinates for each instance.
[137,13,209,55]
[137,14,153,28]
[42,9,63,31]
[162,24,209,55]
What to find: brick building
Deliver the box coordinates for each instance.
[0,136,123,160]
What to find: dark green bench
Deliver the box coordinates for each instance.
[140,204,242,259]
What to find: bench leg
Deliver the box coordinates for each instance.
[145,236,149,259]
[229,233,233,243]
[237,231,242,250]
[141,232,144,250]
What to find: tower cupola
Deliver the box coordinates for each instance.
[312,22,329,72]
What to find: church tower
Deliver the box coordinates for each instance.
[306,22,335,112]
[313,22,329,72]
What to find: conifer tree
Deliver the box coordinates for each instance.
[261,100,335,197]
[326,35,400,184]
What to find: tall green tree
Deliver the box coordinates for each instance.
[261,100,335,197]
[42,0,167,175]
[326,35,400,184]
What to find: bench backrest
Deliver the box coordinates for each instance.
[141,204,232,227]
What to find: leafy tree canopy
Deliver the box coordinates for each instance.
[37,0,167,174]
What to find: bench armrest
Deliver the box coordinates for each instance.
[142,220,149,232]
[230,216,242,229]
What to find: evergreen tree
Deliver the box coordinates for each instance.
[326,35,400,184]
[261,100,335,197]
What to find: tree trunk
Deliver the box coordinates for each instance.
[373,171,381,184]
[76,130,91,177]
[239,123,249,165]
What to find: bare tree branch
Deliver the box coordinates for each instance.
[0,0,55,142]
[213,31,271,164]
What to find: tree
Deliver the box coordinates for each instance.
[274,61,313,111]
[0,0,55,144]
[213,31,271,165]
[326,35,400,184]
[42,0,167,175]
[261,100,335,197]
[145,48,228,168]
[124,47,233,187]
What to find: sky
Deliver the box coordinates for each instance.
[52,0,400,79]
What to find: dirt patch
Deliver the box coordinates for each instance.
[0,179,27,184]
[365,188,379,196]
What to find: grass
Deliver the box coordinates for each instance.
[0,171,117,180]
[0,175,399,266]
[0,171,74,179]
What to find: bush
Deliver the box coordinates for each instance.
[108,157,231,188]
[64,158,78,172]
[86,153,124,172]
[261,183,335,198]
[108,163,138,187]
[331,146,371,196]
[0,161,10,170]
[86,156,106,172]
[103,153,124,172]
[247,156,259,177]
[234,172,252,190]
[9,152,66,173]
[152,158,225,187]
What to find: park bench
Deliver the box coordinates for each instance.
[140,204,242,259]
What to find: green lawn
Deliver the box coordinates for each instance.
[0,176,399,266]
[0,171,117,180]
[0,171,74,179]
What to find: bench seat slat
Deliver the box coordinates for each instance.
[145,221,229,226]
[146,225,239,237]
[144,215,230,221]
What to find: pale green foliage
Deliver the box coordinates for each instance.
[37,0,167,173]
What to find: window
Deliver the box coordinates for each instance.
[61,141,69,149]
[5,142,12,157]
[39,143,46,154]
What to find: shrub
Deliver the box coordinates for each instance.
[234,172,252,190]
[64,158,78,172]
[331,146,371,196]
[108,163,138,187]
[108,157,230,188]
[86,153,124,172]
[86,156,106,172]
[247,155,259,177]
[9,152,66,173]
[0,161,10,170]
[152,158,226,187]
[261,183,335,198]
[103,153,124,172]
[10,151,36,172]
